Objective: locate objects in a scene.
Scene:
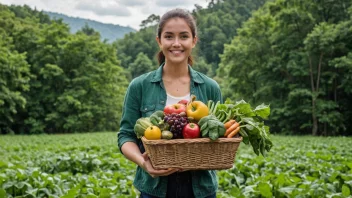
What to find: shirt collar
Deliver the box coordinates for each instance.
[150,63,204,84]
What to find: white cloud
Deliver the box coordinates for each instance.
[76,1,131,17]
[155,0,194,7]
[0,0,209,29]
[118,0,146,7]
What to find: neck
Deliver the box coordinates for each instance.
[163,61,189,79]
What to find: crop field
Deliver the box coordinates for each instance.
[0,132,351,198]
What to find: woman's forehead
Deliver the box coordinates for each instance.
[162,18,192,34]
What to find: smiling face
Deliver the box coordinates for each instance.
[156,17,197,66]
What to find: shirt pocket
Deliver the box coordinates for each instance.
[140,104,156,117]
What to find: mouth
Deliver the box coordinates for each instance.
[169,50,184,55]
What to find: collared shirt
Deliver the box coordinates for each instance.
[117,64,223,198]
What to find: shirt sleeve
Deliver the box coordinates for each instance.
[117,79,142,154]
[216,86,223,104]
[212,80,223,104]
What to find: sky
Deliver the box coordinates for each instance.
[0,0,209,30]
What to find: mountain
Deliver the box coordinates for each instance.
[44,11,136,42]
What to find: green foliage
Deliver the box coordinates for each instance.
[8,4,51,24]
[218,0,352,135]
[115,26,159,70]
[0,5,32,134]
[115,0,267,78]
[217,135,352,197]
[0,133,138,197]
[0,4,128,134]
[140,14,160,29]
[1,1,352,136]
[128,52,154,80]
[1,133,351,197]
[45,11,136,43]
[0,41,31,134]
[193,0,269,76]
[192,57,213,76]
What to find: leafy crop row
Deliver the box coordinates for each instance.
[1,133,351,197]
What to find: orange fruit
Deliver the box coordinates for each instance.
[144,126,162,140]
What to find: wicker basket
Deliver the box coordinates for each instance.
[141,136,242,170]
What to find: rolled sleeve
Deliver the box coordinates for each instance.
[216,85,223,104]
[117,79,142,154]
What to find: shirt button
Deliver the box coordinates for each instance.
[161,101,165,104]
[144,108,147,111]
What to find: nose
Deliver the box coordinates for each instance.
[172,38,181,47]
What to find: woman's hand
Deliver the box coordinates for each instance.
[140,152,179,178]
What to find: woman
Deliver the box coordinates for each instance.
[118,8,222,198]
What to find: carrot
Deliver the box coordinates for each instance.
[224,120,236,129]
[224,122,239,137]
[227,127,240,138]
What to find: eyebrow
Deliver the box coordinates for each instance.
[164,31,190,34]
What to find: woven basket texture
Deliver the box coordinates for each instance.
[141,137,242,170]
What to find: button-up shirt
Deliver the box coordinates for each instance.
[117,64,223,198]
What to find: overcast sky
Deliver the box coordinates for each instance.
[0,0,209,30]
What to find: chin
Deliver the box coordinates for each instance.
[166,57,188,65]
[168,60,188,65]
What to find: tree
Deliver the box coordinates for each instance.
[0,35,31,134]
[128,52,154,79]
[0,4,129,134]
[218,0,352,135]
[115,25,159,76]
[0,5,32,134]
[193,0,269,77]
[140,14,160,29]
[117,0,268,79]
[79,23,97,36]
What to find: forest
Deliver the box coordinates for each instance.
[1,0,352,136]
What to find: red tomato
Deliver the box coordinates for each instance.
[182,123,200,139]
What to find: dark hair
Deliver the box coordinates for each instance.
[156,8,197,66]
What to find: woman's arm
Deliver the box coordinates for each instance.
[121,142,179,177]
[118,79,178,177]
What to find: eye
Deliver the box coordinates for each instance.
[181,35,189,39]
[164,35,173,39]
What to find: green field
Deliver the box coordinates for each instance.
[0,133,351,198]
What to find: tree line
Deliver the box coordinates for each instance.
[116,0,352,136]
[217,0,352,136]
[0,4,128,134]
[1,0,352,136]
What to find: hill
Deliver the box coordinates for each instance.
[45,11,136,42]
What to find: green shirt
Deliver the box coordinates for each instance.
[117,64,223,198]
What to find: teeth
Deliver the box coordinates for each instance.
[171,51,183,54]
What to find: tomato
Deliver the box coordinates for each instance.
[182,123,200,139]
[164,104,186,115]
[144,126,162,140]
[186,100,209,121]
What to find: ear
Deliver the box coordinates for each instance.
[156,36,162,48]
[192,36,198,48]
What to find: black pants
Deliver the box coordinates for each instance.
[139,171,195,198]
[166,171,194,198]
[139,171,216,198]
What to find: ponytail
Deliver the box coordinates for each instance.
[156,51,194,66]
[157,51,165,66]
[188,56,193,66]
